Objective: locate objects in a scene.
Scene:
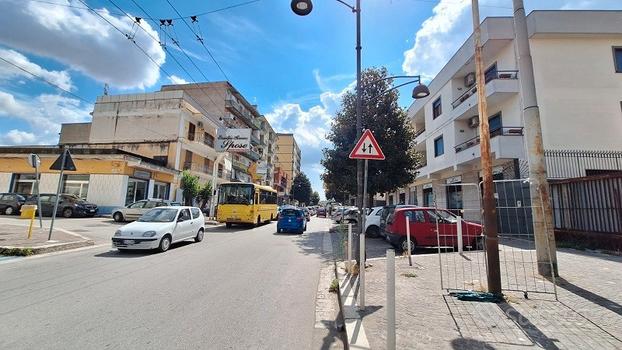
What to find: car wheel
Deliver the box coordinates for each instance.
[158,235,172,252]
[113,212,124,222]
[62,207,73,218]
[4,206,15,215]
[226,222,232,228]
[366,225,380,238]
[194,228,204,243]
[400,237,416,254]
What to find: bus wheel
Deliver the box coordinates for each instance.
[226,223,232,228]
[256,216,261,227]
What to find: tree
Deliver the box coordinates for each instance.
[180,171,200,206]
[321,67,422,207]
[310,191,320,206]
[291,172,312,205]
[197,181,213,210]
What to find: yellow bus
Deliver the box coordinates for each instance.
[216,182,278,227]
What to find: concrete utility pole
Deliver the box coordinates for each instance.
[471,0,502,295]
[354,0,363,267]
[512,0,558,276]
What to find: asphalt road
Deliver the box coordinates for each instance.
[0,217,338,350]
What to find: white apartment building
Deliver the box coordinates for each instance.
[388,10,622,217]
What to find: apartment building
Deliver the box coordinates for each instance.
[389,11,622,217]
[160,82,263,183]
[257,115,279,187]
[58,90,229,208]
[275,133,302,197]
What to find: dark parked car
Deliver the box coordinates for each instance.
[25,193,98,218]
[379,204,418,238]
[277,207,307,234]
[316,207,327,217]
[0,193,26,215]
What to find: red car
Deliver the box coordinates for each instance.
[384,207,483,252]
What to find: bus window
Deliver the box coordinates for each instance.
[218,184,253,205]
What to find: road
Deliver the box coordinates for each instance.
[0,217,340,349]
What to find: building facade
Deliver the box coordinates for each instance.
[257,115,278,187]
[389,10,622,218]
[275,133,301,198]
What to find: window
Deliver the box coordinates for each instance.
[423,187,433,206]
[405,210,426,223]
[432,97,442,119]
[62,174,89,199]
[128,201,146,209]
[178,208,191,221]
[153,156,168,166]
[434,136,444,157]
[191,208,201,219]
[485,62,498,83]
[409,188,418,205]
[188,122,196,141]
[126,179,148,205]
[614,47,622,73]
[388,195,394,206]
[446,184,463,216]
[144,201,159,209]
[399,193,406,205]
[204,132,215,147]
[153,182,169,200]
[12,174,37,195]
[184,150,193,170]
[489,112,503,136]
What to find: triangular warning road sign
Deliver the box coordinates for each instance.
[50,149,77,171]
[349,129,385,160]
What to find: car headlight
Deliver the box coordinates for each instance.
[114,230,122,236]
[143,231,157,237]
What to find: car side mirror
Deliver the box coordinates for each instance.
[177,217,184,222]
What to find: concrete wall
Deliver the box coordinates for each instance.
[39,174,60,193]
[87,174,128,212]
[0,172,11,192]
[59,123,91,144]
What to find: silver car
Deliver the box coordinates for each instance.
[112,199,181,222]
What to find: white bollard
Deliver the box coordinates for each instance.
[457,216,463,254]
[406,215,412,266]
[348,223,353,268]
[359,231,366,310]
[387,249,396,350]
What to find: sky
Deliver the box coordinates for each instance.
[0,0,620,199]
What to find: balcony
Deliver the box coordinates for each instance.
[225,98,260,130]
[244,149,261,161]
[451,70,519,111]
[454,127,525,165]
[232,159,249,173]
[251,133,261,146]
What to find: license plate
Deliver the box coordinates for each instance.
[288,219,292,222]
[89,209,95,213]
[123,240,134,245]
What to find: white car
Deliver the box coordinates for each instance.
[364,206,383,237]
[112,206,204,252]
[112,199,181,222]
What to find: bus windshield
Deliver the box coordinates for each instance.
[218,184,254,205]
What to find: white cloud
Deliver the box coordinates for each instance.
[0,129,37,145]
[402,0,622,79]
[0,90,91,144]
[0,49,73,90]
[0,0,165,89]
[168,75,189,85]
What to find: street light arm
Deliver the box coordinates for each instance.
[335,0,357,12]
[366,78,423,102]
[358,75,421,90]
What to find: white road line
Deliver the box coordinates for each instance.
[0,243,110,265]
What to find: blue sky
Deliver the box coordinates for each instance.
[0,0,620,198]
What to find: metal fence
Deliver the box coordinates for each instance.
[550,174,622,234]
[545,150,622,179]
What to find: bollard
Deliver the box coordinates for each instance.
[457,216,463,254]
[359,231,366,310]
[27,205,36,239]
[387,249,396,350]
[406,215,412,266]
[348,223,353,269]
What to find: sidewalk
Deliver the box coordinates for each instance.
[340,246,622,349]
[0,224,94,255]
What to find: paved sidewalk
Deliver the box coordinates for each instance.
[0,224,93,255]
[354,247,622,349]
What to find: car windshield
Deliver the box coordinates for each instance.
[428,209,458,223]
[138,208,178,222]
[282,209,300,217]
[218,184,254,205]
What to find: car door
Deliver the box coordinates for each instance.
[190,208,203,236]
[125,200,146,219]
[403,210,433,246]
[39,195,55,216]
[426,209,457,247]
[173,208,193,241]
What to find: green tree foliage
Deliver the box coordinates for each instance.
[310,191,320,206]
[198,181,213,209]
[321,67,422,206]
[180,171,200,206]
[292,172,312,205]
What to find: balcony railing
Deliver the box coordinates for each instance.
[251,134,261,145]
[232,159,249,172]
[225,98,260,130]
[451,70,518,109]
[454,127,524,153]
[414,127,426,138]
[183,162,214,174]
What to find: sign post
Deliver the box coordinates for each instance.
[349,129,385,310]
[48,148,76,241]
[28,153,43,229]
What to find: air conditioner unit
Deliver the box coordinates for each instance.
[468,116,479,128]
[197,121,204,129]
[464,72,476,87]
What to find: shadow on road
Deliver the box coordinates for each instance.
[94,241,195,258]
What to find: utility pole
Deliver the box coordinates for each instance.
[512,0,557,276]
[471,0,502,295]
[353,0,363,267]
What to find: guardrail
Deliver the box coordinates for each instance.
[451,70,518,109]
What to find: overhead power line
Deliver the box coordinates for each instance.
[0,56,91,104]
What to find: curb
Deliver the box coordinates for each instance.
[336,261,370,350]
[0,240,95,256]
